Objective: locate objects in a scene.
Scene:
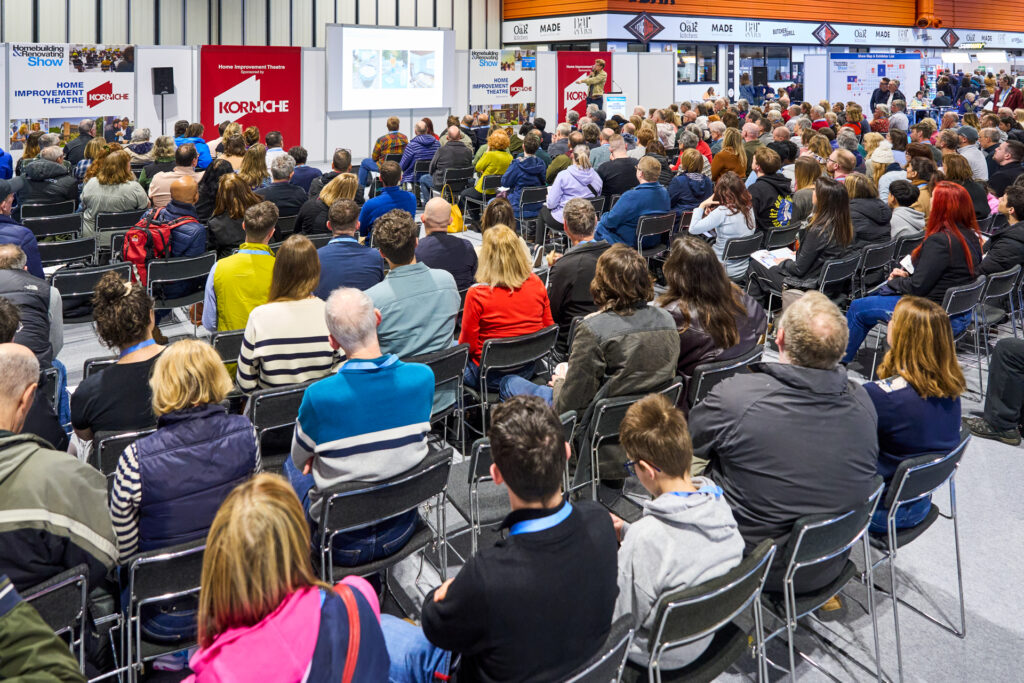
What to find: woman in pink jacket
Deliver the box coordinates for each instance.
[185,474,389,682]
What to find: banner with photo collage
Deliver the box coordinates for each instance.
[469,49,537,125]
[9,43,136,153]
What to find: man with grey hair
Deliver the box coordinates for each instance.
[566,110,580,129]
[549,122,573,158]
[709,120,726,154]
[63,118,94,165]
[677,130,712,177]
[256,154,307,216]
[401,119,441,190]
[17,144,78,205]
[888,100,909,133]
[285,286,435,565]
[126,126,154,163]
[426,126,474,204]
[980,127,1002,175]
[689,290,878,594]
[0,342,116,591]
[589,127,615,168]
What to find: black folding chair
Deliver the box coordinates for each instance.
[589,195,606,217]
[91,429,156,493]
[18,200,76,220]
[571,380,683,501]
[857,239,897,297]
[868,432,970,683]
[433,166,474,198]
[52,262,132,324]
[210,328,245,365]
[687,346,764,408]
[609,193,623,210]
[123,540,205,681]
[517,186,548,239]
[384,153,404,164]
[760,479,885,682]
[467,325,558,435]
[23,564,90,671]
[147,251,217,313]
[22,213,82,240]
[976,265,1021,367]
[275,214,298,238]
[563,614,635,683]
[96,209,146,261]
[764,226,800,250]
[721,233,763,283]
[82,356,117,379]
[38,236,96,268]
[307,233,331,249]
[893,231,924,261]
[815,252,862,309]
[635,213,676,262]
[405,343,470,455]
[625,540,777,683]
[463,174,503,217]
[39,366,59,412]
[318,446,452,593]
[243,380,313,473]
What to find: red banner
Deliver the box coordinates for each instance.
[556,51,612,122]
[200,45,302,152]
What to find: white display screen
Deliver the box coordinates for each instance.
[328,26,452,112]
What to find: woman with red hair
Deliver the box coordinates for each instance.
[842,181,983,364]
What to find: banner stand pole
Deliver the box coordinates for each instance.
[160,92,166,137]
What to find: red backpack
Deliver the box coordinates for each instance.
[121,208,191,285]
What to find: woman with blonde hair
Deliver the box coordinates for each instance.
[208,174,262,257]
[865,296,964,532]
[791,156,822,225]
[295,172,357,235]
[215,121,242,156]
[74,136,107,182]
[238,143,270,190]
[462,129,512,220]
[185,475,387,680]
[861,131,885,177]
[237,235,341,393]
[459,224,553,388]
[710,127,746,181]
[80,149,148,236]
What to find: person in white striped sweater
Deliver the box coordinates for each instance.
[237,235,343,393]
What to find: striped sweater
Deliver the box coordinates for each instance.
[237,297,342,393]
[290,354,435,520]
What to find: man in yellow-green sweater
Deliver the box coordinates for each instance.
[202,201,277,332]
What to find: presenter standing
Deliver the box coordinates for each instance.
[577,59,607,110]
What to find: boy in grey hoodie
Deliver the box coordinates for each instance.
[888,180,926,239]
[611,394,744,671]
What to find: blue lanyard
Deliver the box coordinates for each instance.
[120,338,156,358]
[670,485,723,499]
[509,502,573,536]
[328,236,358,246]
[576,239,594,247]
[238,248,273,256]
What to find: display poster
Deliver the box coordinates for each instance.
[200,45,302,151]
[469,49,537,108]
[604,94,628,119]
[557,51,613,122]
[9,43,136,150]
[828,53,922,114]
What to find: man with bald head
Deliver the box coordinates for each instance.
[0,342,117,591]
[415,196,477,289]
[139,174,207,311]
[148,141,204,208]
[425,126,474,205]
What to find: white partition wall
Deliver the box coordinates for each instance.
[637,53,675,110]
[611,53,639,115]
[535,51,558,129]
[135,46,198,137]
[302,48,328,163]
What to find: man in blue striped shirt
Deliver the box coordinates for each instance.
[284,287,435,566]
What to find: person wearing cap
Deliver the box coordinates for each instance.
[0,179,42,279]
[956,126,989,182]
[576,59,607,110]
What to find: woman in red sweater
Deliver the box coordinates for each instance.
[460,224,553,389]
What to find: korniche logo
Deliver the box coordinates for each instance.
[214,75,290,119]
[510,77,532,98]
[87,81,129,107]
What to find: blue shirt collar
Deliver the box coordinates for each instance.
[339,354,399,372]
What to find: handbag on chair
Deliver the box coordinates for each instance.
[442,184,465,233]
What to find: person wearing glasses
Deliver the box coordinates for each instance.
[610,393,743,672]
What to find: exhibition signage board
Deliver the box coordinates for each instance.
[828,53,922,114]
[469,49,537,106]
[200,45,302,151]
[557,51,612,121]
[8,43,135,151]
[503,14,1024,50]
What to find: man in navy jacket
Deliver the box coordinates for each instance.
[357,161,416,240]
[0,180,42,278]
[594,156,670,248]
[401,120,441,184]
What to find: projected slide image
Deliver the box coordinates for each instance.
[409,51,435,88]
[382,50,409,89]
[352,50,379,89]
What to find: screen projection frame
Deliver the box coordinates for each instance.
[326,24,456,113]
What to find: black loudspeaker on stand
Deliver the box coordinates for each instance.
[151,67,175,136]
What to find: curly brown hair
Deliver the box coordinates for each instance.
[91,271,153,350]
[590,244,653,315]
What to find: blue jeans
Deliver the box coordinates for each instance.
[499,374,554,404]
[463,360,535,393]
[358,158,379,188]
[283,457,419,567]
[418,174,433,204]
[869,495,932,534]
[842,294,972,364]
[381,614,451,683]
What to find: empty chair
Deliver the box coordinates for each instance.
[687,346,764,407]
[146,251,216,311]
[463,174,503,216]
[18,200,76,220]
[634,212,676,262]
[275,213,298,238]
[857,239,898,297]
[210,328,245,365]
[22,564,90,671]
[434,166,474,197]
[51,262,131,324]
[405,343,470,453]
[37,236,95,268]
[242,380,312,473]
[22,214,82,240]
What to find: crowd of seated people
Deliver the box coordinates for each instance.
[4,82,1024,678]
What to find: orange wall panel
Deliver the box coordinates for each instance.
[503,0,1024,32]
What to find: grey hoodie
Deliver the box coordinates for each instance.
[890,205,926,239]
[613,477,745,669]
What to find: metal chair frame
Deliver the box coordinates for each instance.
[23,565,89,671]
